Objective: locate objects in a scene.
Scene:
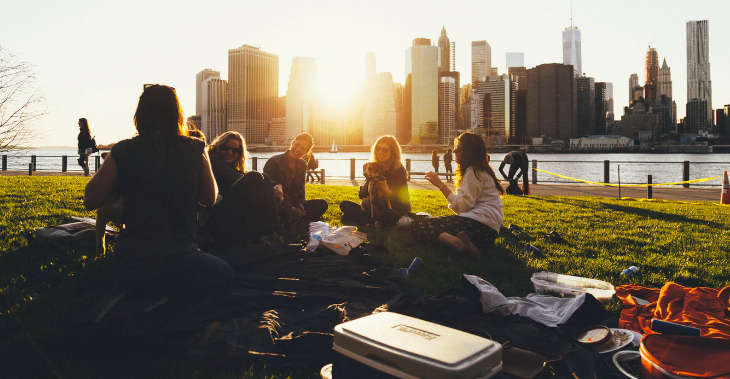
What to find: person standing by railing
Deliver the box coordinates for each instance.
[77,118,98,176]
[431,150,440,174]
[443,149,453,183]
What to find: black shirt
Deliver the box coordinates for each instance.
[263,151,306,209]
[358,164,411,216]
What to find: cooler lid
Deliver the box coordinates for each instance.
[334,312,499,367]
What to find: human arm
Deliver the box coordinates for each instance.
[387,166,411,212]
[445,168,482,213]
[84,152,119,210]
[498,160,508,180]
[199,150,218,207]
[426,171,452,199]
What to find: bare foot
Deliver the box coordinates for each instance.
[457,232,481,259]
[437,232,464,250]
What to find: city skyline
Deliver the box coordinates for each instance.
[2,0,729,146]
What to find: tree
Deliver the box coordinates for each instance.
[0,46,45,151]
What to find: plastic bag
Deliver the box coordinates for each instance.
[306,221,331,252]
[320,226,366,256]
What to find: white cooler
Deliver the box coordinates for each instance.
[332,312,502,378]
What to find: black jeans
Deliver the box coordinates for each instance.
[207,172,281,249]
[340,200,400,227]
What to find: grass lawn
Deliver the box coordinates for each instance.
[1,176,729,377]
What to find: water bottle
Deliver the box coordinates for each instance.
[400,257,424,277]
[621,266,640,277]
[525,244,541,255]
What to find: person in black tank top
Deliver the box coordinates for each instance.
[84,84,232,300]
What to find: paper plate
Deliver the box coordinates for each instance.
[596,328,636,354]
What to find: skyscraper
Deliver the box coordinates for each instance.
[687,20,712,128]
[644,46,659,106]
[527,63,577,140]
[286,57,317,141]
[471,41,491,84]
[506,52,525,68]
[438,76,456,144]
[595,82,607,135]
[363,54,396,146]
[658,58,672,100]
[366,52,376,79]
[195,69,220,115]
[438,27,450,73]
[629,73,641,104]
[605,82,614,120]
[406,38,439,144]
[227,45,278,144]
[562,26,582,76]
[201,78,228,140]
[474,75,515,143]
[577,76,595,137]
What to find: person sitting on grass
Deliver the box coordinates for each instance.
[84,84,233,302]
[205,131,281,249]
[410,132,504,259]
[263,132,328,226]
[340,135,410,227]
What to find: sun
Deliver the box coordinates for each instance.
[314,59,364,111]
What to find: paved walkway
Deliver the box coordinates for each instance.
[1,170,721,201]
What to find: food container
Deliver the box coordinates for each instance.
[332,312,502,378]
[530,271,616,303]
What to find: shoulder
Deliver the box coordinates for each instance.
[110,137,135,156]
[177,135,205,154]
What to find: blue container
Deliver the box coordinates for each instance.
[400,257,424,277]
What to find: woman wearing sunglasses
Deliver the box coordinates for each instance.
[340,135,411,227]
[206,131,281,249]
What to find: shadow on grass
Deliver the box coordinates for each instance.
[600,203,722,228]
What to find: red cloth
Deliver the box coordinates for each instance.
[616,282,730,378]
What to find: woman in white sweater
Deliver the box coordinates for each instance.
[413,132,504,259]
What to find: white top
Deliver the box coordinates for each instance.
[447,166,503,232]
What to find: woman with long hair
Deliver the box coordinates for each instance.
[205,130,281,249]
[84,84,233,301]
[77,118,96,176]
[411,132,504,259]
[340,135,410,226]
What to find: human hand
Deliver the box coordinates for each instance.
[425,171,442,187]
[272,184,283,202]
[290,206,305,218]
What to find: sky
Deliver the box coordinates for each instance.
[2,0,728,147]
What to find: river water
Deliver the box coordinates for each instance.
[4,149,730,187]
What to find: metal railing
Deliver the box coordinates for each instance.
[2,154,727,187]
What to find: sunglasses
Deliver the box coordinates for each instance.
[375,146,390,152]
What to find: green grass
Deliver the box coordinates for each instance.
[1,176,729,377]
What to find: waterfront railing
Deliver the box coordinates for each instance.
[1,154,727,187]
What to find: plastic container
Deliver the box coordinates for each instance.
[530,271,616,303]
[621,266,640,277]
[333,312,503,378]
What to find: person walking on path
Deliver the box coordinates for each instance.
[431,150,440,173]
[411,132,504,259]
[498,150,529,195]
[339,135,411,227]
[263,133,328,227]
[77,118,97,176]
[443,149,453,183]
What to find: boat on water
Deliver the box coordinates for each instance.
[331,139,338,153]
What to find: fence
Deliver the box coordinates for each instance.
[2,154,727,188]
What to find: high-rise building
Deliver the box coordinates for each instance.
[201,78,228,140]
[717,105,729,137]
[645,46,659,106]
[595,82,607,135]
[471,41,491,84]
[506,52,525,68]
[406,38,439,144]
[438,76,456,144]
[195,69,220,116]
[473,75,516,142]
[286,57,317,142]
[658,58,672,99]
[685,99,708,133]
[363,71,397,145]
[227,45,278,144]
[629,73,642,104]
[449,41,455,72]
[577,76,595,137]
[562,26,582,76]
[394,83,409,145]
[605,82,614,121]
[687,20,712,128]
[509,67,529,144]
[527,63,577,141]
[438,26,450,73]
